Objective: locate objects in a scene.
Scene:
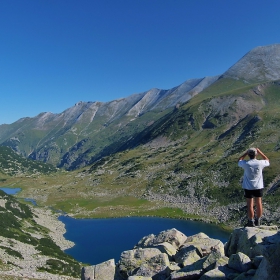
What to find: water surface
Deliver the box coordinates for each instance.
[0,187,21,195]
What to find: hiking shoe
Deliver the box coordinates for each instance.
[244,220,255,227]
[255,218,261,226]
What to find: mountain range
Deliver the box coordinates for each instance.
[1,44,280,172]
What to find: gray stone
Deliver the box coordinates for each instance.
[135,234,156,248]
[228,252,252,272]
[225,226,277,259]
[170,269,202,280]
[185,232,209,241]
[118,248,162,278]
[81,266,94,280]
[214,255,229,268]
[174,245,201,266]
[150,228,188,249]
[181,233,224,257]
[152,242,177,259]
[81,259,116,280]
[134,253,171,280]
[253,235,280,280]
[199,267,227,280]
[202,251,223,272]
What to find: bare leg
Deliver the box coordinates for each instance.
[246,198,254,220]
[255,197,263,218]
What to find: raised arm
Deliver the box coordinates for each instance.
[238,151,248,162]
[256,148,269,161]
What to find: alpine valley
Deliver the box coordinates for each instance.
[1,44,280,278]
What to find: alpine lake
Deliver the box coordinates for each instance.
[1,187,230,265]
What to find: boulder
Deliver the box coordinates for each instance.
[135,234,156,248]
[81,259,117,280]
[228,252,252,273]
[199,267,227,280]
[134,253,171,280]
[174,245,201,266]
[253,231,280,280]
[225,226,277,258]
[135,228,187,250]
[181,233,225,257]
[151,242,177,259]
[202,251,224,272]
[200,265,239,280]
[170,269,202,280]
[118,248,162,278]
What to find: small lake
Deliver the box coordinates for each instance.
[60,215,230,265]
[0,187,21,195]
[0,187,37,205]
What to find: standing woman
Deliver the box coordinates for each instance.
[238,147,270,227]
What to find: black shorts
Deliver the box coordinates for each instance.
[244,189,263,198]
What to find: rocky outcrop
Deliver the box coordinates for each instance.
[81,226,280,280]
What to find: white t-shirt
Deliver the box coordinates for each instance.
[238,159,270,190]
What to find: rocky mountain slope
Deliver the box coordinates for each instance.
[0,76,218,170]
[0,189,81,279]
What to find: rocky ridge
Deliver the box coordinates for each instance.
[82,226,280,280]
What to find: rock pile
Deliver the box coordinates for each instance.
[81,225,280,280]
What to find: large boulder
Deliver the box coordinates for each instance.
[225,226,278,258]
[118,248,163,278]
[180,232,225,257]
[135,228,187,250]
[228,252,252,273]
[253,231,280,280]
[174,244,201,266]
[81,259,118,280]
[134,253,171,280]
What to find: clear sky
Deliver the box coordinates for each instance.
[0,0,279,124]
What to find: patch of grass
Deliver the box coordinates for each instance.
[0,246,23,259]
[38,258,81,278]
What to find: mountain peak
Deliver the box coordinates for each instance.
[223,43,280,82]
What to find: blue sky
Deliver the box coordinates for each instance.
[0,0,279,124]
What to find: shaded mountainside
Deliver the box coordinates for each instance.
[0,146,57,176]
